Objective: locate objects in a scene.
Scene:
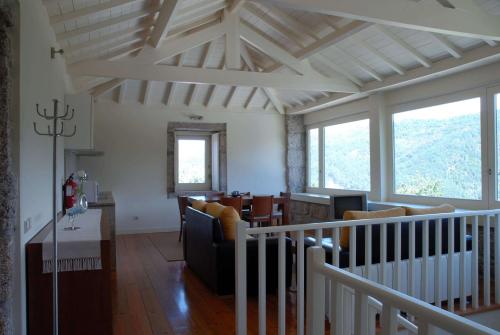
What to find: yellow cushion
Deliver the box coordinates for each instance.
[404,204,455,216]
[191,200,208,212]
[340,207,406,249]
[219,206,241,240]
[206,202,226,218]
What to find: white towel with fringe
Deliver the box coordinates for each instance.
[42,209,102,273]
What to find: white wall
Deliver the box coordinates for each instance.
[79,100,286,234]
[16,1,68,334]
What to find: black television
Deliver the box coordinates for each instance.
[329,193,368,220]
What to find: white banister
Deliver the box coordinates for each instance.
[484,215,491,307]
[459,217,467,311]
[472,216,479,309]
[447,217,454,312]
[306,247,325,335]
[297,230,305,335]
[258,233,266,335]
[236,209,500,334]
[278,232,286,335]
[495,214,500,304]
[236,220,247,335]
[421,220,428,301]
[435,218,442,308]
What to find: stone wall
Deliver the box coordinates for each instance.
[285,115,306,193]
[290,200,332,225]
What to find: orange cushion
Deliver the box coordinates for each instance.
[404,204,455,216]
[340,207,406,249]
[191,200,208,212]
[219,206,241,240]
[206,202,226,218]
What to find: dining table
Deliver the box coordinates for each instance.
[188,194,289,225]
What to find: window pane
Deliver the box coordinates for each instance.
[394,97,481,199]
[178,139,206,184]
[308,128,319,188]
[324,119,370,191]
[496,94,500,200]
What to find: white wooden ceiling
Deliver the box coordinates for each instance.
[43,0,500,114]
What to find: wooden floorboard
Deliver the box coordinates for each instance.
[113,233,300,335]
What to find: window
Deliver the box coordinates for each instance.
[308,128,319,188]
[393,97,482,200]
[175,134,211,191]
[324,119,370,191]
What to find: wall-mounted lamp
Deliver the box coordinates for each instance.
[188,114,203,121]
[51,47,64,59]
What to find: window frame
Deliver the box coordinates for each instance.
[487,85,500,209]
[174,132,212,192]
[386,89,489,209]
[306,112,373,197]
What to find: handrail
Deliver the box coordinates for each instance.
[245,209,500,235]
[308,247,499,335]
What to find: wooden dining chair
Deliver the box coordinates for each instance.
[220,196,244,216]
[247,195,274,228]
[211,191,225,197]
[177,196,189,242]
[272,192,291,225]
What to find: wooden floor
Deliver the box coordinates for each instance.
[112,233,299,335]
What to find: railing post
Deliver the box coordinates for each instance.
[236,220,247,335]
[306,247,326,335]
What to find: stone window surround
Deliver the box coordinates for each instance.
[166,122,227,198]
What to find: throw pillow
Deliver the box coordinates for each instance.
[340,207,406,249]
[219,206,241,240]
[191,200,208,212]
[206,202,226,218]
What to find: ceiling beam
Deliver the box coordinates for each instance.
[330,46,383,81]
[143,81,153,105]
[228,0,245,14]
[254,0,500,41]
[311,54,363,86]
[376,25,431,68]
[167,53,187,106]
[189,41,217,106]
[241,44,283,114]
[149,0,181,48]
[90,78,127,97]
[70,60,361,92]
[356,40,405,75]
[287,44,500,114]
[117,81,127,104]
[429,33,463,59]
[224,10,241,69]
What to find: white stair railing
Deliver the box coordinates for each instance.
[235,209,500,335]
[306,246,498,335]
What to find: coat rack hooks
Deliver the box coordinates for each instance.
[33,98,77,335]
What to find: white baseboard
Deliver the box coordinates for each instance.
[116,227,179,235]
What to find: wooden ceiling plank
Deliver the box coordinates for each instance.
[357,40,405,75]
[50,0,140,25]
[331,46,383,81]
[149,0,181,48]
[312,54,363,86]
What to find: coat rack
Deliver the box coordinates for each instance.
[33,99,76,335]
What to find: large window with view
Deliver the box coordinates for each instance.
[393,97,482,200]
[324,119,371,191]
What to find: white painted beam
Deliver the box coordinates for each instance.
[331,46,383,81]
[430,33,463,59]
[189,41,217,106]
[228,0,245,14]
[357,40,405,75]
[376,25,432,68]
[311,54,363,86]
[149,0,181,48]
[255,0,500,41]
[117,81,127,104]
[288,44,500,113]
[244,87,259,109]
[90,78,127,97]
[167,53,187,106]
[70,60,361,92]
[224,10,241,69]
[143,81,153,105]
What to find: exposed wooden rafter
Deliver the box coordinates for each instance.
[149,0,181,48]
[255,0,500,41]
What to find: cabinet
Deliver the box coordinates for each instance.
[64,93,94,150]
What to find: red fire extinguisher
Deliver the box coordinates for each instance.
[63,174,78,210]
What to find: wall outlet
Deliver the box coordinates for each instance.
[24,217,32,233]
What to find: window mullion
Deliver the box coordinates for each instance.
[319,126,325,189]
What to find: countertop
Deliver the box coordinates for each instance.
[88,191,115,207]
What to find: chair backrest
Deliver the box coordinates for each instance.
[251,196,274,218]
[239,192,251,196]
[211,191,225,197]
[220,196,243,216]
[177,196,189,216]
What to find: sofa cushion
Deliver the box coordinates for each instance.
[404,204,455,216]
[192,200,208,212]
[219,206,241,240]
[340,207,406,249]
[206,202,226,218]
